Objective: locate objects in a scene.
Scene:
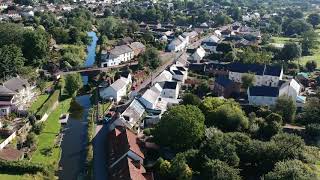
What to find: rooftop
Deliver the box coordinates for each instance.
[249,86,279,97]
[163,81,178,90]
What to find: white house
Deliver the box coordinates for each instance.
[101,45,134,67]
[169,65,188,83]
[139,84,163,110]
[201,35,220,53]
[228,63,283,87]
[0,77,35,116]
[167,35,189,52]
[161,81,180,99]
[248,79,303,106]
[100,77,130,102]
[190,46,206,62]
[153,70,173,84]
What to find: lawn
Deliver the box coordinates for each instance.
[271,36,299,44]
[298,29,320,68]
[28,94,50,114]
[98,102,111,117]
[30,98,71,167]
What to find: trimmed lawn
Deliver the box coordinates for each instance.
[0,174,43,180]
[99,102,111,117]
[271,36,299,44]
[29,94,50,114]
[30,98,71,167]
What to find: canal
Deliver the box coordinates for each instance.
[58,31,98,180]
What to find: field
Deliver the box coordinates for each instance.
[30,98,71,166]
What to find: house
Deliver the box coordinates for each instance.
[167,35,189,52]
[228,63,283,87]
[213,76,240,98]
[107,126,153,179]
[170,65,188,83]
[190,46,206,62]
[161,81,179,99]
[153,70,173,84]
[100,77,130,103]
[139,84,162,110]
[129,42,146,56]
[182,31,199,42]
[201,35,220,52]
[101,45,134,67]
[0,77,35,116]
[112,99,145,131]
[248,79,304,106]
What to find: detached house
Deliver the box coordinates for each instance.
[0,77,35,116]
[201,35,220,53]
[100,76,131,103]
[190,46,206,62]
[161,81,179,99]
[101,45,134,67]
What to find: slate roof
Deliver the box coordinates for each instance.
[0,86,15,95]
[163,81,177,90]
[249,86,279,97]
[3,77,29,92]
[122,99,145,125]
[228,63,265,75]
[215,76,233,87]
[172,70,184,75]
[264,65,282,76]
[109,45,133,57]
[140,88,161,107]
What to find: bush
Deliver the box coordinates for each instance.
[32,123,45,135]
[0,160,48,175]
[36,90,60,119]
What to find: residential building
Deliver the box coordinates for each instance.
[153,70,173,84]
[201,35,220,53]
[0,77,35,116]
[129,42,146,56]
[101,45,134,67]
[213,76,240,98]
[228,63,283,87]
[107,126,153,180]
[190,46,206,62]
[161,81,179,99]
[112,99,145,130]
[100,77,130,102]
[167,35,189,52]
[170,65,188,83]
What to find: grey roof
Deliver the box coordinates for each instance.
[110,78,127,91]
[109,45,133,57]
[140,88,160,106]
[3,77,29,92]
[249,86,279,97]
[163,81,177,89]
[0,86,15,95]
[129,42,146,50]
[122,99,145,124]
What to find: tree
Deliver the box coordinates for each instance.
[22,28,49,66]
[258,113,283,140]
[182,93,201,106]
[307,13,320,28]
[170,154,193,180]
[200,97,226,116]
[274,95,296,123]
[283,19,313,36]
[271,133,305,160]
[207,103,249,132]
[214,13,232,26]
[241,73,255,90]
[306,123,320,140]
[228,7,242,21]
[64,73,83,97]
[301,31,319,55]
[25,132,38,148]
[37,79,46,94]
[138,48,161,70]
[153,105,205,151]
[202,159,241,180]
[0,45,25,79]
[305,60,317,72]
[281,42,302,61]
[265,160,317,180]
[299,97,320,124]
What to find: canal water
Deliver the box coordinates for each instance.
[58,31,98,180]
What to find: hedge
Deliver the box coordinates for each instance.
[86,106,95,179]
[36,90,60,119]
[0,160,49,175]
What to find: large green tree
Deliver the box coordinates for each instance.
[274,95,296,123]
[307,13,320,28]
[281,42,302,61]
[0,45,25,79]
[153,105,205,151]
[265,160,317,180]
[301,31,319,55]
[202,159,241,180]
[64,73,83,97]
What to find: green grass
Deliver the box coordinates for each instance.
[271,36,299,44]
[98,102,111,117]
[29,94,50,114]
[30,98,71,167]
[298,29,320,68]
[0,173,43,180]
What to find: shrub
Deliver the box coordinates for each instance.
[36,90,60,119]
[32,123,45,135]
